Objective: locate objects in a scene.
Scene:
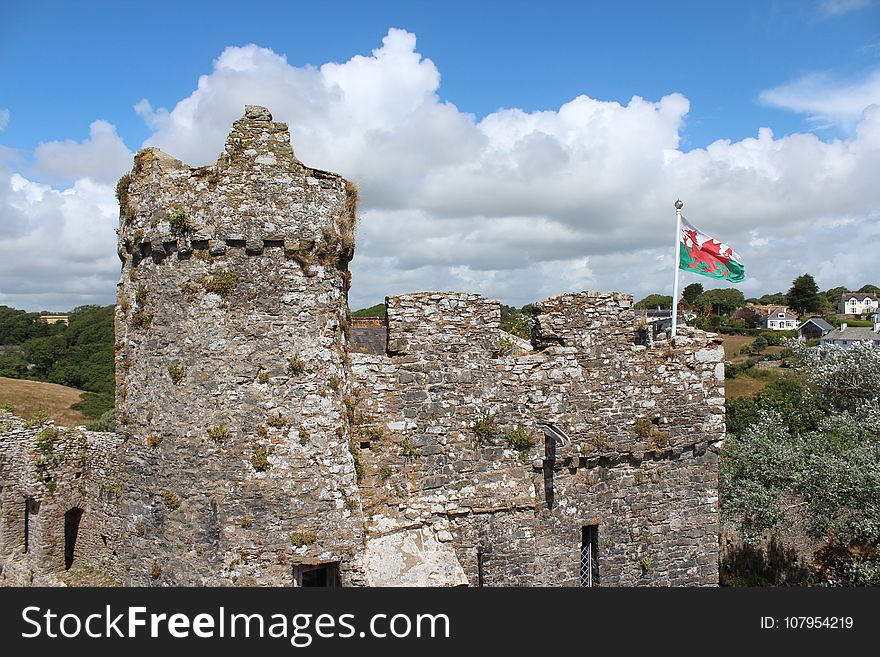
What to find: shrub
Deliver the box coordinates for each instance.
[251,447,270,472]
[167,363,185,384]
[151,562,162,580]
[398,438,421,458]
[379,465,392,481]
[147,434,163,448]
[131,308,153,329]
[290,530,317,547]
[202,271,238,297]
[298,425,309,445]
[266,414,289,429]
[472,415,498,443]
[161,490,180,510]
[505,425,536,450]
[36,427,57,453]
[135,284,148,307]
[258,371,269,384]
[208,426,230,441]
[288,355,306,375]
[168,209,194,233]
[25,411,50,428]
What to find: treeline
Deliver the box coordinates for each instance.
[0,305,115,418]
[636,275,880,332]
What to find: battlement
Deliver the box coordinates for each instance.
[1,106,725,588]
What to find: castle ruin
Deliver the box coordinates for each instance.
[0,106,725,586]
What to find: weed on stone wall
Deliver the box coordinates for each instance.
[398,438,421,459]
[505,425,536,450]
[131,308,153,329]
[161,490,181,510]
[290,530,317,547]
[208,426,230,442]
[201,271,238,298]
[288,355,306,375]
[168,364,185,384]
[472,415,499,445]
[168,209,194,233]
[251,446,270,472]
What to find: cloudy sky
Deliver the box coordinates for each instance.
[1,0,879,312]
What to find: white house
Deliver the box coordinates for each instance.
[762,306,798,330]
[820,322,880,349]
[837,292,878,316]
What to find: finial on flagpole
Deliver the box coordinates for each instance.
[674,199,683,210]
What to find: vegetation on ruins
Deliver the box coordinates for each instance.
[504,425,536,450]
[168,208,194,233]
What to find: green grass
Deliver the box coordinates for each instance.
[351,303,385,317]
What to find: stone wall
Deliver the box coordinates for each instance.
[114,106,365,585]
[0,413,124,586]
[350,291,724,586]
[0,106,726,587]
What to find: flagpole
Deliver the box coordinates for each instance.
[671,199,683,339]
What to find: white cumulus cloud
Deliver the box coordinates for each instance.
[133,30,880,308]
[4,28,880,312]
[0,162,120,311]
[32,119,133,186]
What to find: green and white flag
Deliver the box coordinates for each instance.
[679,216,745,283]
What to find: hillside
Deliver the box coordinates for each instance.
[0,376,90,426]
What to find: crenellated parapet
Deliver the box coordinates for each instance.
[350,290,725,586]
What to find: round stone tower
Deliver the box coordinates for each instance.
[115,106,364,585]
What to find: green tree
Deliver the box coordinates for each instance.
[681,283,704,306]
[500,305,532,339]
[695,288,745,316]
[858,284,880,294]
[786,273,821,315]
[634,294,673,309]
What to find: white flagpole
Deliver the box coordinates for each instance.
[671,199,683,339]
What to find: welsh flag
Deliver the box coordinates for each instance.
[679,217,745,283]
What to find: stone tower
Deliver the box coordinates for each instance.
[115,106,364,585]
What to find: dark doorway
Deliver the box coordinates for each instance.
[293,562,340,587]
[64,507,84,570]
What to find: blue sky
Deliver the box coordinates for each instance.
[1,0,879,311]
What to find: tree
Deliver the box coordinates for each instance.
[681,283,703,307]
[858,284,880,294]
[634,294,672,309]
[786,273,821,315]
[721,340,880,585]
[695,288,745,316]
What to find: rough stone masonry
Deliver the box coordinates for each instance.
[0,106,725,586]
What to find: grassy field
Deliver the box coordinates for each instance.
[0,376,90,426]
[721,334,790,399]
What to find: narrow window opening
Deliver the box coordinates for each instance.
[476,546,485,587]
[64,507,84,570]
[359,441,371,450]
[293,562,340,587]
[580,525,600,587]
[24,496,38,554]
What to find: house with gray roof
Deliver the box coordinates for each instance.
[821,323,880,349]
[797,317,833,341]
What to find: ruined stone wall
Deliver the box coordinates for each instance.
[0,413,124,586]
[350,291,724,586]
[114,106,365,586]
[1,106,726,588]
